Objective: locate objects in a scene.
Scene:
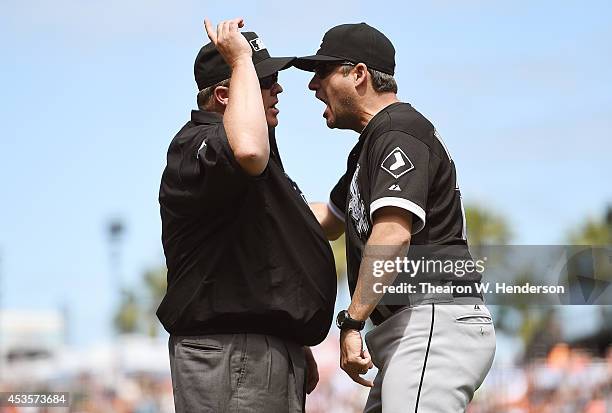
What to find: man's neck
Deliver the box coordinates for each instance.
[356,93,400,132]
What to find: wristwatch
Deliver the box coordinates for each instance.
[336,310,366,331]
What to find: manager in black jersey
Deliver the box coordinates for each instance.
[157,18,336,412]
[295,23,495,413]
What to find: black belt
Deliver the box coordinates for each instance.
[371,280,483,325]
[450,280,484,298]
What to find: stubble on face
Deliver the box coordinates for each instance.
[329,91,359,130]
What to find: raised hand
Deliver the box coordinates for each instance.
[204,18,252,68]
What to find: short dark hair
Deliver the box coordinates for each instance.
[341,64,398,94]
[197,78,230,110]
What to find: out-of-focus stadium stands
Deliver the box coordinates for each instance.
[1,328,610,413]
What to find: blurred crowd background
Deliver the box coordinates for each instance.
[1,311,611,413]
[1,337,611,413]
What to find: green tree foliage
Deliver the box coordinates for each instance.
[565,206,612,356]
[568,206,612,245]
[465,204,512,246]
[113,290,141,334]
[143,267,168,336]
[465,204,562,358]
[113,268,167,337]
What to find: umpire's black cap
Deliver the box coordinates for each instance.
[195,32,295,90]
[294,23,395,75]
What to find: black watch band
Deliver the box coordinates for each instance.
[336,310,366,331]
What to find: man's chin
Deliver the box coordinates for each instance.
[326,117,345,130]
[326,113,355,130]
[266,116,279,128]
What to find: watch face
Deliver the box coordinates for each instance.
[336,310,347,328]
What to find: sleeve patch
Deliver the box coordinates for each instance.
[380,147,414,179]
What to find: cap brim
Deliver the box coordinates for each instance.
[255,56,296,78]
[293,55,345,71]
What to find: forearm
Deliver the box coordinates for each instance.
[309,202,344,240]
[348,210,412,321]
[309,202,328,224]
[348,241,408,321]
[224,58,269,175]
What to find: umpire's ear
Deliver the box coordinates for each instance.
[213,85,230,108]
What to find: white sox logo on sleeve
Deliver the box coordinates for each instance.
[381,147,414,179]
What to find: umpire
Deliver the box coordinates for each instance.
[296,23,496,412]
[157,18,336,412]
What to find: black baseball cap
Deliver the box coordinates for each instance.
[294,23,395,75]
[195,32,295,90]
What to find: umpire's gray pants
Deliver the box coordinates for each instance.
[364,298,496,413]
[169,333,306,413]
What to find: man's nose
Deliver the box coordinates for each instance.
[308,75,319,91]
[271,82,283,95]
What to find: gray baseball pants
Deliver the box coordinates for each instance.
[169,333,306,413]
[364,298,496,413]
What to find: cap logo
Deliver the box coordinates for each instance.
[381,147,414,179]
[249,38,266,52]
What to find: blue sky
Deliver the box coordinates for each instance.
[1,0,610,345]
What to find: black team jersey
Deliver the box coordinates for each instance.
[328,102,479,323]
[158,110,337,346]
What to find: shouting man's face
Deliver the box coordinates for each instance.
[308,63,360,130]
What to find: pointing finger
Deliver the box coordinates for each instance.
[217,21,225,44]
[221,20,231,43]
[204,18,216,44]
[349,372,373,388]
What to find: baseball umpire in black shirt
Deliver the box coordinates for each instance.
[157,18,336,412]
[295,23,496,412]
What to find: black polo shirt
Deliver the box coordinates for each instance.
[157,110,336,346]
[328,102,478,322]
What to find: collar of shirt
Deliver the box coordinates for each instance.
[348,101,406,167]
[190,109,285,171]
[191,110,223,125]
[358,101,405,140]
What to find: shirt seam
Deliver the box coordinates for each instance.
[372,130,445,162]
